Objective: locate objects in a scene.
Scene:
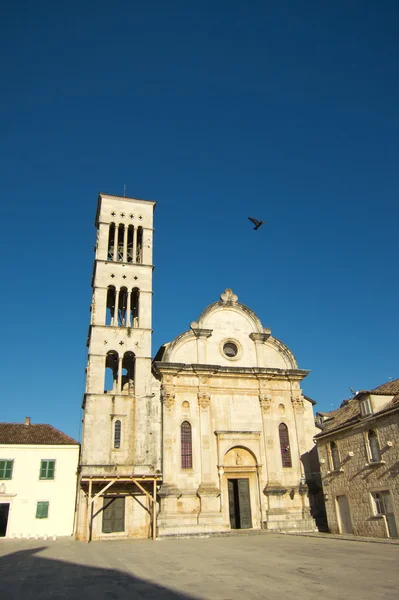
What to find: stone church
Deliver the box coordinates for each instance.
[75,193,318,540]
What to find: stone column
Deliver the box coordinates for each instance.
[126,290,132,327]
[123,225,128,262]
[158,387,181,524]
[113,289,120,326]
[113,224,118,262]
[132,227,137,264]
[190,325,213,363]
[196,391,223,527]
[249,331,271,366]
[117,355,123,393]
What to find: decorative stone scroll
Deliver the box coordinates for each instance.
[259,394,273,413]
[291,395,305,413]
[161,391,175,410]
[198,392,211,409]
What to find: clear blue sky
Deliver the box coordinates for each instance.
[1,1,398,439]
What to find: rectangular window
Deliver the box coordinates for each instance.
[0,460,13,480]
[39,460,55,480]
[360,398,373,417]
[36,501,49,519]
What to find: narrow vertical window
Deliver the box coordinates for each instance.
[136,226,143,264]
[121,351,135,394]
[105,351,119,392]
[117,224,124,261]
[127,225,134,263]
[118,287,128,326]
[368,430,381,463]
[107,223,115,260]
[181,421,192,469]
[106,286,116,325]
[131,288,140,327]
[279,423,292,468]
[330,442,340,470]
[114,420,121,449]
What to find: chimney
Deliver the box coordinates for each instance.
[24,417,31,426]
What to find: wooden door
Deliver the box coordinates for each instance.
[237,479,252,529]
[102,497,125,533]
[381,492,398,538]
[336,495,353,534]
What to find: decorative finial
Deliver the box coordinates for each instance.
[220,288,238,303]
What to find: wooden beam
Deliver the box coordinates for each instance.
[152,477,157,540]
[86,480,92,543]
[89,479,116,505]
[131,478,154,503]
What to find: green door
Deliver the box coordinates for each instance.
[237,479,252,529]
[228,479,252,529]
[102,497,125,533]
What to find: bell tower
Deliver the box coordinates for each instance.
[76,193,160,541]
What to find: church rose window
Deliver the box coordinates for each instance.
[181,421,192,469]
[223,341,238,358]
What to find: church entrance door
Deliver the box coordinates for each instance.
[228,479,252,529]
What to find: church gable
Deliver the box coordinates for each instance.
[159,288,298,371]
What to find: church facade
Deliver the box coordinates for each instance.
[75,194,317,540]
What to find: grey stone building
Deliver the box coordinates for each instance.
[315,379,399,538]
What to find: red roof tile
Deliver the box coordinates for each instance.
[0,423,79,445]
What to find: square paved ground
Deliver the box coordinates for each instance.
[0,533,398,599]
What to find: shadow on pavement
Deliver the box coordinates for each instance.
[0,546,198,599]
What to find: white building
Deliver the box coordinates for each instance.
[0,418,80,538]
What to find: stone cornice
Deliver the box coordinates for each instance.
[152,362,309,381]
[249,331,271,343]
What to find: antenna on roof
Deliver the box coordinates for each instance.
[124,185,126,197]
[349,387,356,396]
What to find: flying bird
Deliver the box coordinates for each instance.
[248,217,266,230]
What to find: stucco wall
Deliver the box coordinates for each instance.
[0,444,79,538]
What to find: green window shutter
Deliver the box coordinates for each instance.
[40,461,48,479]
[47,461,55,479]
[40,460,55,479]
[5,461,13,479]
[0,460,13,480]
[36,501,49,519]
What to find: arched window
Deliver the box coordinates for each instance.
[121,351,135,394]
[181,421,192,469]
[114,420,121,449]
[368,430,381,463]
[107,223,115,260]
[106,286,116,325]
[104,351,119,393]
[330,441,340,471]
[279,423,292,468]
